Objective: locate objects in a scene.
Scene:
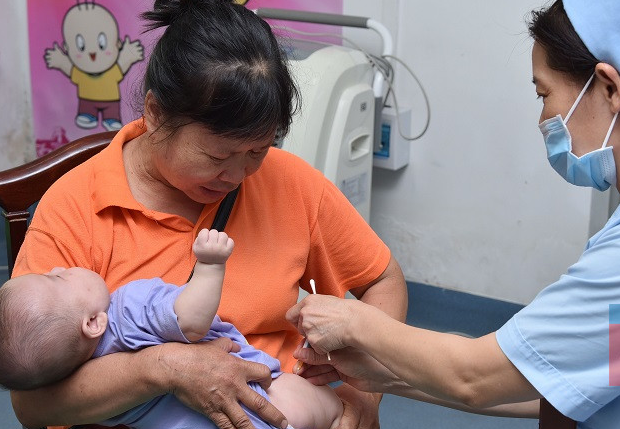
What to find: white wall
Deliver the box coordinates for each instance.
[344,0,603,304]
[0,1,34,170]
[0,1,605,305]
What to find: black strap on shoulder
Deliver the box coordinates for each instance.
[186,185,240,282]
[210,185,240,232]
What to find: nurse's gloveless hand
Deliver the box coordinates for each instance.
[294,345,400,394]
[286,294,359,355]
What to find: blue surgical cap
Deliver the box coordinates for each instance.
[564,0,620,72]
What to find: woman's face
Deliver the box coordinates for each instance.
[152,122,273,204]
[532,42,612,157]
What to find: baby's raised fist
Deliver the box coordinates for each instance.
[193,229,234,264]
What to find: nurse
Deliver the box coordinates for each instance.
[286,1,620,427]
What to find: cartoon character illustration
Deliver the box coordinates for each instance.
[44,1,143,131]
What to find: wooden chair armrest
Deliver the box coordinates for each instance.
[0,131,116,212]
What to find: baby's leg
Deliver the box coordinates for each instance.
[267,373,343,429]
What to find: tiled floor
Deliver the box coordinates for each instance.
[0,218,535,427]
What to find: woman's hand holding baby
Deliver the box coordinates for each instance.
[157,339,288,429]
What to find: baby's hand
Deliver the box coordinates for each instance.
[193,229,234,264]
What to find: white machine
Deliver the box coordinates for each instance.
[255,9,396,222]
[282,40,375,221]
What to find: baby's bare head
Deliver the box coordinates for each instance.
[0,269,110,390]
[0,276,84,390]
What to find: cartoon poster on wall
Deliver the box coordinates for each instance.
[27,0,343,157]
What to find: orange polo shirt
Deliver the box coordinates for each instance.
[14,120,391,427]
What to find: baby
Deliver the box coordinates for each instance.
[0,229,342,429]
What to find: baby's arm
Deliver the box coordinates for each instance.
[174,229,234,342]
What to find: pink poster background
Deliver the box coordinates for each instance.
[27,0,343,157]
[610,324,620,385]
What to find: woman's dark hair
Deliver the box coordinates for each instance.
[528,0,598,86]
[141,0,300,141]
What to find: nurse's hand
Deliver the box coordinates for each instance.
[286,294,360,355]
[159,339,288,429]
[293,345,400,394]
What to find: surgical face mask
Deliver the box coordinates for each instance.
[539,74,619,191]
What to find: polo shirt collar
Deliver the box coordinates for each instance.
[92,119,148,214]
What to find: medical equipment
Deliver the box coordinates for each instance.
[282,39,375,221]
[256,9,395,222]
[374,106,412,171]
[257,9,431,218]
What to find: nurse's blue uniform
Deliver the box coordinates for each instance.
[496,205,620,428]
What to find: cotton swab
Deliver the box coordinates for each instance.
[300,280,316,348]
[304,279,331,360]
[293,279,332,374]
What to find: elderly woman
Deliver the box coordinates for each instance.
[288,1,620,428]
[9,1,407,429]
